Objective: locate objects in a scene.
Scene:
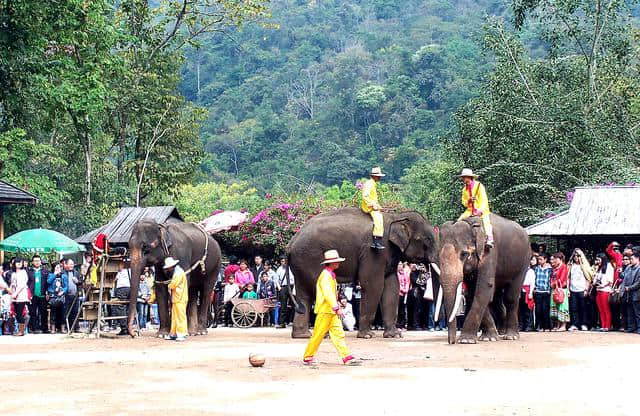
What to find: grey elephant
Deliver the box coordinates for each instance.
[286,208,438,339]
[438,214,530,344]
[126,220,221,337]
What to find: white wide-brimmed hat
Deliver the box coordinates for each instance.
[458,168,478,178]
[370,167,386,177]
[163,257,180,269]
[321,249,346,264]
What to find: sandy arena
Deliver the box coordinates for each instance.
[2,328,638,415]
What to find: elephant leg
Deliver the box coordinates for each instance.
[155,283,171,337]
[492,289,507,335]
[503,282,521,340]
[292,289,312,338]
[197,272,216,335]
[187,287,199,336]
[382,272,402,338]
[459,270,495,344]
[357,271,384,339]
[478,309,499,341]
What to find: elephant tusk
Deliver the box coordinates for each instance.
[434,288,443,322]
[430,263,441,275]
[448,283,463,323]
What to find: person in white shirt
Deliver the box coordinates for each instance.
[223,275,240,327]
[339,297,356,331]
[113,260,131,335]
[275,256,295,328]
[567,249,593,331]
[519,256,537,332]
[10,258,29,336]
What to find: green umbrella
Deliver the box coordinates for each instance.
[0,228,85,254]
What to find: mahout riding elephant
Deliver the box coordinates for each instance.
[286,208,438,339]
[127,220,221,337]
[438,214,530,344]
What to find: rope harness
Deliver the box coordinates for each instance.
[155,222,209,285]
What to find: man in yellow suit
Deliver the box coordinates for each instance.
[303,250,362,366]
[458,168,494,248]
[163,257,188,341]
[361,167,386,250]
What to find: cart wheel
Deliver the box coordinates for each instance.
[231,301,258,328]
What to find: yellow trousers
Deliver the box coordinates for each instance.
[459,210,493,238]
[170,301,187,336]
[303,313,351,361]
[369,210,383,237]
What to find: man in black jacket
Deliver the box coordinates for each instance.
[624,250,640,334]
[27,255,49,333]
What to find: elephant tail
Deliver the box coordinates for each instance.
[285,253,305,314]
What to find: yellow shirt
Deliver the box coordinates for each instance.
[168,265,188,305]
[461,181,490,215]
[361,179,381,213]
[314,268,339,314]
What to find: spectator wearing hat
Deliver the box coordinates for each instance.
[164,257,188,341]
[567,249,593,331]
[361,167,386,250]
[303,250,362,366]
[457,168,494,247]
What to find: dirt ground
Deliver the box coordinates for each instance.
[1,327,638,416]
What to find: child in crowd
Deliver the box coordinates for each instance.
[1,289,14,335]
[242,283,257,299]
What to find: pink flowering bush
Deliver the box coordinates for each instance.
[216,180,405,257]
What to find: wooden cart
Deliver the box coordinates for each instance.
[230,297,276,328]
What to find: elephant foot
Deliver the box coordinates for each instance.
[156,328,170,338]
[383,329,402,338]
[357,330,375,339]
[503,331,520,341]
[458,334,478,344]
[478,333,499,342]
[292,329,312,339]
[198,327,208,335]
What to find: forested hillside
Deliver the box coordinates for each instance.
[181,0,505,186]
[1,0,639,238]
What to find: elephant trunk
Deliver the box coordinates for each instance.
[438,243,464,344]
[127,247,144,337]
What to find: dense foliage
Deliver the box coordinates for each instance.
[2,0,639,242]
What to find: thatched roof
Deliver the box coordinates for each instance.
[0,180,37,205]
[526,186,640,237]
[75,206,183,245]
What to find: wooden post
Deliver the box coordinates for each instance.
[97,256,106,338]
[0,205,4,264]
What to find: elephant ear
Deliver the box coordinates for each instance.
[159,225,173,251]
[472,222,485,260]
[389,219,410,251]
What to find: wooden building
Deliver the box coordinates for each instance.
[0,180,38,262]
[75,206,183,248]
[526,186,640,255]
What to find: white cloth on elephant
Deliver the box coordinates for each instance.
[340,302,356,331]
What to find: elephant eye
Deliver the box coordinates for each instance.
[460,250,470,261]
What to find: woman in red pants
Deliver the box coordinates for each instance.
[593,253,614,331]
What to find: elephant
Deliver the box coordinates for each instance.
[438,214,530,344]
[286,208,438,339]
[126,220,221,337]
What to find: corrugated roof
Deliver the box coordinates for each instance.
[0,180,37,205]
[75,206,183,244]
[526,186,640,236]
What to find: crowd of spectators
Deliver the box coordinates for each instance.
[523,242,640,334]
[4,239,640,336]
